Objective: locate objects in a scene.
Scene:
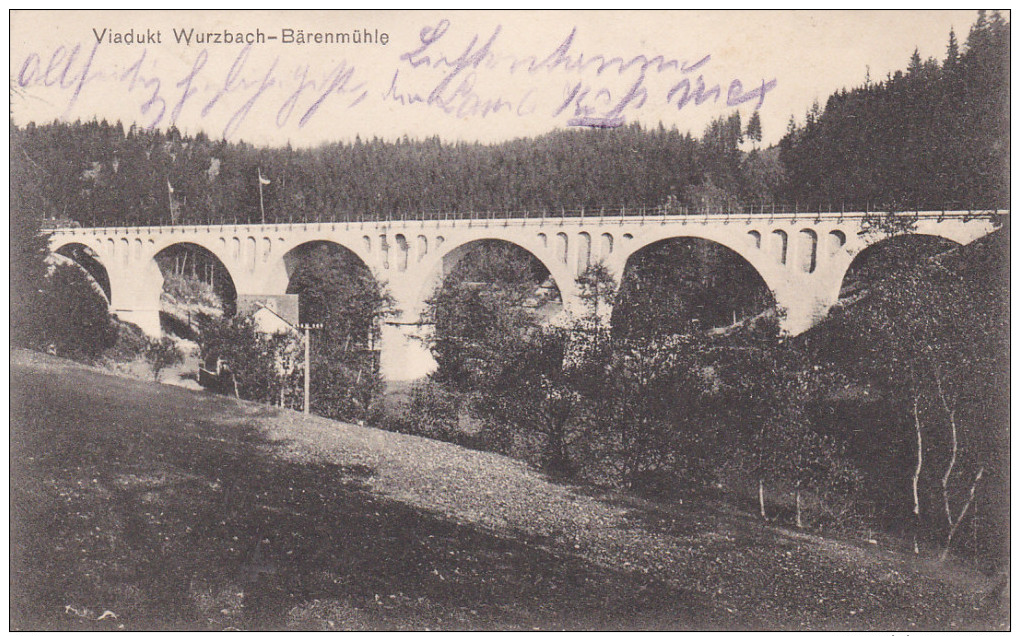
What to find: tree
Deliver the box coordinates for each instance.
[286,244,391,422]
[745,111,763,148]
[145,337,183,380]
[821,226,1007,559]
[427,242,548,389]
[198,315,301,405]
[40,263,120,361]
[424,244,607,474]
[944,28,960,69]
[11,122,56,349]
[779,13,1009,210]
[907,47,923,75]
[702,320,859,525]
[589,332,710,490]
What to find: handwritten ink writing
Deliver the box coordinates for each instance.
[297,61,366,127]
[725,78,778,110]
[120,49,165,129]
[13,19,778,140]
[172,49,208,124]
[202,45,255,118]
[222,57,278,139]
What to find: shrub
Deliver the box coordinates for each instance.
[385,379,466,444]
[145,337,183,380]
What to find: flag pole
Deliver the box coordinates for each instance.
[167,179,175,225]
[257,167,267,223]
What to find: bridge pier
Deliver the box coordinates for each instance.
[112,307,162,337]
[106,264,165,338]
[378,320,438,384]
[771,269,845,336]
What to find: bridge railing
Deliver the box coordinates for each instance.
[43,204,1008,230]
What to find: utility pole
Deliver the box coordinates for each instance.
[300,323,322,415]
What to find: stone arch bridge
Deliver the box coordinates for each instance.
[47,211,1003,382]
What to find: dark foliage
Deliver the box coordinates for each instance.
[145,337,184,380]
[41,263,120,361]
[286,243,391,423]
[801,226,1009,564]
[779,12,1009,210]
[197,315,299,404]
[612,238,775,339]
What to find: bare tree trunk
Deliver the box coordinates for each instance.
[939,468,985,562]
[759,479,767,519]
[911,391,923,554]
[936,376,958,529]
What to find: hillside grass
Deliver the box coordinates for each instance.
[10,349,1008,630]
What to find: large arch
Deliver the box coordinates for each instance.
[422,238,567,386]
[612,236,776,337]
[53,242,112,304]
[281,239,381,326]
[834,233,962,301]
[281,239,376,285]
[153,242,239,337]
[413,236,571,319]
[418,236,571,318]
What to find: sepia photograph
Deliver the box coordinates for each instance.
[9,9,1009,630]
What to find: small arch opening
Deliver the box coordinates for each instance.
[827,230,847,257]
[799,228,818,273]
[748,230,762,249]
[600,232,614,256]
[770,229,788,265]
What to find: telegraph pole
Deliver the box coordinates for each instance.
[300,323,322,415]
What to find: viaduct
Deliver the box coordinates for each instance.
[47,210,1003,382]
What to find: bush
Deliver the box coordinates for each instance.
[145,337,183,380]
[384,379,466,444]
[197,315,301,405]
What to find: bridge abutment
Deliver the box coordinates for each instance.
[112,308,162,337]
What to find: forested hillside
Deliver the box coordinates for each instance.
[13,13,1007,229]
[15,118,751,227]
[779,11,1009,209]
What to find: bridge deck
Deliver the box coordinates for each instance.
[46,210,1006,234]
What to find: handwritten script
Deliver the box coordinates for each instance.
[14,19,777,140]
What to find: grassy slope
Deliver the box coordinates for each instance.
[10,350,1007,630]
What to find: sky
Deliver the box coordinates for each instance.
[10,10,982,148]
